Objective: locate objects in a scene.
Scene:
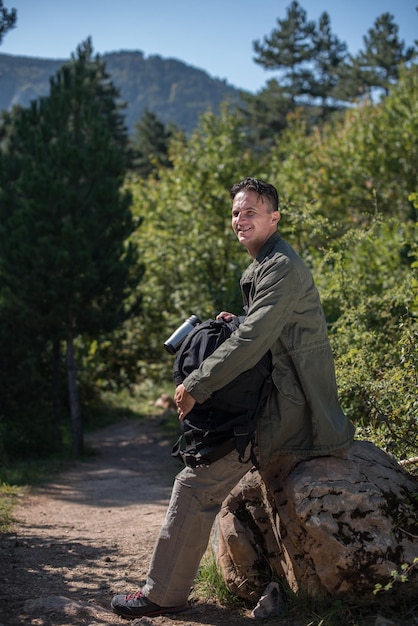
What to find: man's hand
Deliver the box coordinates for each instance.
[216,311,235,322]
[174,311,236,420]
[174,384,196,420]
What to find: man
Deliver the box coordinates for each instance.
[111,177,354,619]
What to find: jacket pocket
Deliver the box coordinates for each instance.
[272,362,306,405]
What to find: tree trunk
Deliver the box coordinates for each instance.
[51,338,63,436]
[66,330,83,456]
[216,440,418,603]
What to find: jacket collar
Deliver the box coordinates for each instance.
[255,232,281,263]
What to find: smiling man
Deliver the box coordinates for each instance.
[231,180,280,257]
[111,177,354,620]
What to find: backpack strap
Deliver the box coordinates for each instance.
[171,433,236,467]
[234,426,258,468]
[233,357,273,469]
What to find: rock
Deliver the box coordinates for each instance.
[251,582,286,618]
[374,615,396,626]
[23,595,109,618]
[217,441,418,602]
[154,393,176,409]
[216,466,284,601]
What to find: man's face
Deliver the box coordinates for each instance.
[231,190,280,258]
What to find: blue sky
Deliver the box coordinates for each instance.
[1,0,417,93]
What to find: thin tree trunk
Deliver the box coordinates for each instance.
[66,329,83,456]
[51,338,62,439]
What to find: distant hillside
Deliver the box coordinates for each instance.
[0,50,245,135]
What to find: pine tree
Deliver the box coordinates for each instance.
[0,0,16,44]
[355,12,416,95]
[253,0,316,107]
[311,12,348,113]
[0,39,144,456]
[130,109,178,178]
[238,80,294,150]
[248,3,349,141]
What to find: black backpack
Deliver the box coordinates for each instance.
[171,316,271,468]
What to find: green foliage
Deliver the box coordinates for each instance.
[355,12,416,96]
[83,66,418,471]
[250,2,418,142]
[0,390,149,487]
[194,549,240,607]
[92,105,265,384]
[130,109,181,178]
[270,64,418,226]
[195,548,418,623]
[317,218,418,460]
[374,558,418,595]
[238,79,306,152]
[247,2,347,147]
[247,6,417,151]
[253,0,316,103]
[259,68,418,460]
[0,39,144,457]
[311,11,349,108]
[253,0,350,112]
[0,38,142,335]
[0,11,416,467]
[0,483,26,533]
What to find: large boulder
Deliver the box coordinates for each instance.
[217,441,418,602]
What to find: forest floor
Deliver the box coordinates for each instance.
[0,410,303,626]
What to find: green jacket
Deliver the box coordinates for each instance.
[184,232,355,464]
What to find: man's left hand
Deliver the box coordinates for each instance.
[174,384,196,420]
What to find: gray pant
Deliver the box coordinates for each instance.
[142,450,251,607]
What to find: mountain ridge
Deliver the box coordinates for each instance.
[0,50,245,135]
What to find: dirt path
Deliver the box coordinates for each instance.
[0,412,261,626]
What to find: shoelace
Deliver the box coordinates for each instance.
[124,590,143,601]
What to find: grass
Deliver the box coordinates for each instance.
[195,547,418,625]
[84,384,179,432]
[194,549,243,608]
[0,482,27,533]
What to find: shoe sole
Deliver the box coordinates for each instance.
[112,604,188,619]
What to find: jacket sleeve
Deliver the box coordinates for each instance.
[183,252,305,403]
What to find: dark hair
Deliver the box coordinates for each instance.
[230,177,279,212]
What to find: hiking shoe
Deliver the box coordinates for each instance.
[111,589,188,619]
